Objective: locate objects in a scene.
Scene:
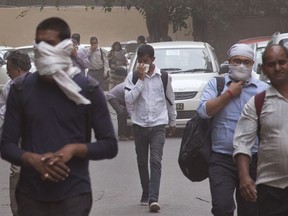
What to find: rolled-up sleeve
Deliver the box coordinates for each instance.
[166,74,177,126]
[233,97,258,159]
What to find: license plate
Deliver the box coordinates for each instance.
[176,103,184,110]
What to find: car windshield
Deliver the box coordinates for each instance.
[153,48,213,73]
[280,39,288,50]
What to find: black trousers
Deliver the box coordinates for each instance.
[209,152,258,216]
[16,191,92,216]
[257,184,288,216]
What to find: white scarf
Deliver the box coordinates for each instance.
[34,39,90,105]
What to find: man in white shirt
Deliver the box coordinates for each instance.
[87,36,109,91]
[233,44,288,216]
[125,44,176,212]
[0,50,31,216]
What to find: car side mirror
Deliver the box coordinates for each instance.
[256,63,262,74]
[219,62,229,74]
[0,57,5,66]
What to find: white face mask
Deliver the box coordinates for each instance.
[228,64,252,82]
[34,39,73,76]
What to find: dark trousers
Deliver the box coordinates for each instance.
[16,191,92,216]
[209,152,258,216]
[257,184,288,216]
[88,68,109,91]
[133,124,165,203]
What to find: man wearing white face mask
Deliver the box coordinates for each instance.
[0,17,118,216]
[197,43,269,216]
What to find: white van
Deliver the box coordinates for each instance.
[128,41,220,128]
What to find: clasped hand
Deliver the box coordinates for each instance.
[40,152,70,182]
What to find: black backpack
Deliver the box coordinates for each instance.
[178,76,225,182]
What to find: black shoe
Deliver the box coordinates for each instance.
[140,199,149,206]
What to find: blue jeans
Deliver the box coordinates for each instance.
[133,124,165,203]
[209,152,258,216]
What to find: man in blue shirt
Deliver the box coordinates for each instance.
[197,43,269,216]
[0,17,118,216]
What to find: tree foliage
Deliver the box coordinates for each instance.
[100,0,288,42]
[7,0,288,42]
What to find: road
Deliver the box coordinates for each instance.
[0,111,213,216]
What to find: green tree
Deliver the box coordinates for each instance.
[9,0,288,42]
[101,0,288,42]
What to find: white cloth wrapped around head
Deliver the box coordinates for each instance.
[34,39,90,105]
[227,43,254,60]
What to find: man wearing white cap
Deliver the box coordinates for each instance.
[197,43,269,216]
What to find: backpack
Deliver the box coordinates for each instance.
[178,76,225,182]
[132,70,173,106]
[254,90,266,138]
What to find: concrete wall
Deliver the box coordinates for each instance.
[0,6,193,48]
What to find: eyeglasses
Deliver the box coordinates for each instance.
[231,58,253,67]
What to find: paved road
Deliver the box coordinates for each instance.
[0,110,213,216]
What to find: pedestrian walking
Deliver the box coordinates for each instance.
[107,41,128,90]
[0,17,118,216]
[124,44,177,212]
[87,36,110,91]
[71,33,89,74]
[0,50,31,216]
[233,44,288,216]
[106,82,133,141]
[197,43,269,216]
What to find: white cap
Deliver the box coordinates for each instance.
[227,43,254,60]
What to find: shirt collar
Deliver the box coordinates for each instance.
[266,86,288,100]
[154,66,161,76]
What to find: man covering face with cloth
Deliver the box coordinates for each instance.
[0,17,118,216]
[228,43,255,82]
[197,43,269,216]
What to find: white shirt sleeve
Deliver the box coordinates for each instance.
[0,80,12,120]
[233,96,258,159]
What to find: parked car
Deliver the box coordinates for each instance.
[128,41,220,128]
[267,32,288,47]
